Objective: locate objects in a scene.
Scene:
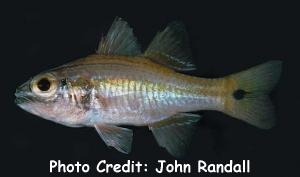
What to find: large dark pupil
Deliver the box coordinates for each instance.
[37,78,51,91]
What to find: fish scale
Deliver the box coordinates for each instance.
[89,67,222,119]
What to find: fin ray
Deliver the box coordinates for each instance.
[97,17,141,56]
[144,22,196,71]
[149,113,201,158]
[94,124,133,154]
[223,60,282,129]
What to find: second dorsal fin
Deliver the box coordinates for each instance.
[144,22,196,71]
[96,17,141,56]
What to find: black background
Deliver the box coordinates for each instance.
[3,1,299,177]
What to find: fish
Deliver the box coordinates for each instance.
[15,17,282,157]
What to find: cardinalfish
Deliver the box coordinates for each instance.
[15,17,282,157]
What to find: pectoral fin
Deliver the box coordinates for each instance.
[149,113,201,158]
[94,124,133,154]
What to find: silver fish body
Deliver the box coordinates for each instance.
[48,56,224,127]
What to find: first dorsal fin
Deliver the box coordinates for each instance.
[96,17,141,56]
[144,22,196,71]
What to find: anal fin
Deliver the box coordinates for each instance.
[94,124,133,154]
[149,113,201,158]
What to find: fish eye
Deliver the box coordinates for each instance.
[37,78,51,91]
[31,73,58,97]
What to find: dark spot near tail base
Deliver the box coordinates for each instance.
[233,89,247,100]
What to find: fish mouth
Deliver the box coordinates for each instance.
[15,96,30,105]
[15,89,31,105]
[15,81,32,105]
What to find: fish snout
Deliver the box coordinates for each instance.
[15,81,31,104]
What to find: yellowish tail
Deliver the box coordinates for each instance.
[223,61,282,129]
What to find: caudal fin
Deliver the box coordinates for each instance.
[223,61,282,129]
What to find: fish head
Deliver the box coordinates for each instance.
[15,71,87,127]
